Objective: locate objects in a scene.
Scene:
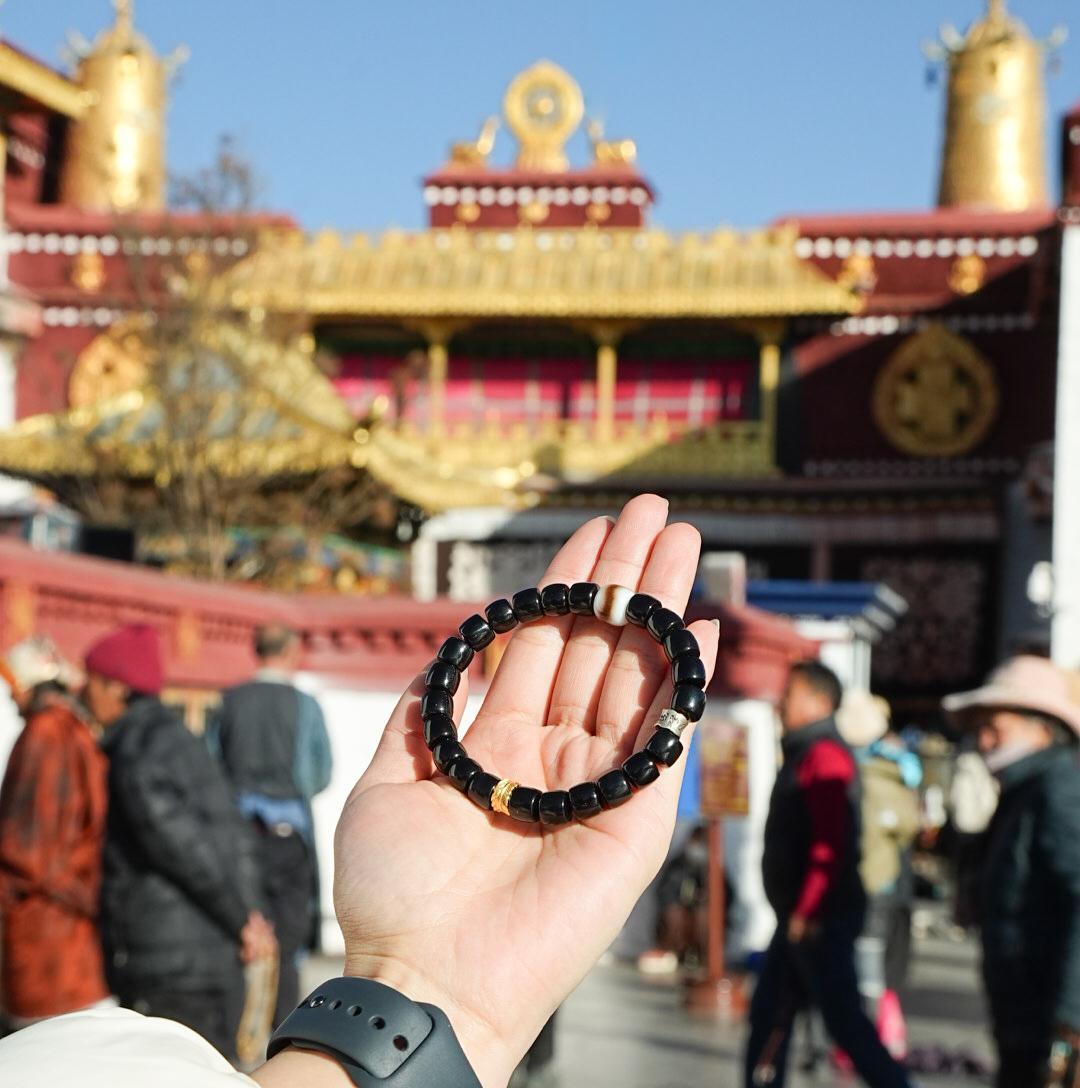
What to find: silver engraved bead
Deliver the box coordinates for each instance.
[657,708,690,738]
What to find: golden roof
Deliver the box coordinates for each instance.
[221,223,860,320]
[0,323,359,483]
[0,42,89,118]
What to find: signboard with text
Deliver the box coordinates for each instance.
[699,717,750,818]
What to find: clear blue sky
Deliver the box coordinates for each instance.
[4,1,1078,232]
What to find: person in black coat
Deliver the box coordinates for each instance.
[943,655,1080,1088]
[83,624,275,1062]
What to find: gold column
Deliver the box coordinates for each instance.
[595,336,617,443]
[759,339,780,444]
[428,338,448,437]
[735,319,784,474]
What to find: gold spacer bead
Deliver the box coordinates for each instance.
[490,778,519,816]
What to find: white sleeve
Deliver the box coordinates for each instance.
[0,1007,257,1088]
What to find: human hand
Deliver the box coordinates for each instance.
[786,914,817,945]
[240,910,277,964]
[332,495,718,1088]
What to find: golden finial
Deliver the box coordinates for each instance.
[933,0,1050,211]
[111,0,135,37]
[59,0,169,211]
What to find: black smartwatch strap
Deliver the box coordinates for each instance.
[267,978,481,1088]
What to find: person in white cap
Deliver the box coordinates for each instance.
[942,655,1080,1088]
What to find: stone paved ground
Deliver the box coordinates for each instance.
[304,921,994,1087]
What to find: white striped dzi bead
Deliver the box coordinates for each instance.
[593,584,634,626]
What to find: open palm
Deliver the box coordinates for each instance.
[333,495,718,1087]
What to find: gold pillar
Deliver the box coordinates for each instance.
[595,337,617,443]
[428,338,448,436]
[759,339,780,445]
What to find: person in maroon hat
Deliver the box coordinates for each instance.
[85,624,275,1062]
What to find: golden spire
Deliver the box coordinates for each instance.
[934,0,1050,211]
[113,0,133,34]
[59,0,172,212]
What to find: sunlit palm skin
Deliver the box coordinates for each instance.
[333,495,718,1088]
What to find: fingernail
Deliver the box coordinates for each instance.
[600,515,616,524]
[711,618,721,629]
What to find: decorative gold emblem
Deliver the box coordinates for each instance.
[68,320,149,407]
[490,779,519,816]
[837,252,877,294]
[948,253,987,295]
[455,203,481,223]
[503,60,584,171]
[70,250,106,293]
[873,324,999,457]
[519,201,548,225]
[174,610,201,662]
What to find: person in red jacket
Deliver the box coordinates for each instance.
[0,638,111,1030]
[745,660,911,1088]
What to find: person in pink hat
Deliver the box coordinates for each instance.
[84,624,275,1063]
[942,655,1080,1088]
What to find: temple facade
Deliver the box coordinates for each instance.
[0,1,1076,717]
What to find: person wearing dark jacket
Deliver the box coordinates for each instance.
[209,623,332,1026]
[84,624,274,1061]
[745,660,911,1088]
[943,655,1080,1088]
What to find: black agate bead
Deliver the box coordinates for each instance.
[446,755,480,792]
[663,628,700,663]
[623,750,660,788]
[539,790,573,825]
[646,728,684,767]
[467,771,500,810]
[437,636,474,670]
[568,582,600,616]
[508,786,542,823]
[432,738,466,773]
[485,598,518,634]
[597,769,633,808]
[671,656,707,689]
[423,713,456,748]
[420,689,454,721]
[626,593,662,627]
[646,608,683,642]
[511,588,544,622]
[425,660,460,695]
[540,583,571,616]
[671,684,707,723]
[568,781,603,818]
[459,614,496,650]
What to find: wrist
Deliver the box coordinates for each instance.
[252,1046,352,1088]
[342,952,515,1088]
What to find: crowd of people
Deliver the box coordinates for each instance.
[0,621,332,1062]
[0,497,1078,1088]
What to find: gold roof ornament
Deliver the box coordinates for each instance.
[503,60,584,171]
[448,116,499,168]
[0,321,359,484]
[221,223,860,319]
[59,0,188,212]
[587,118,637,167]
[929,0,1065,211]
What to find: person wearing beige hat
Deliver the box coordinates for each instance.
[942,656,1080,1088]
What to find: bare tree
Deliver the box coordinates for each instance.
[34,137,398,585]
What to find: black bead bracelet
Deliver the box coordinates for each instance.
[419,583,707,827]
